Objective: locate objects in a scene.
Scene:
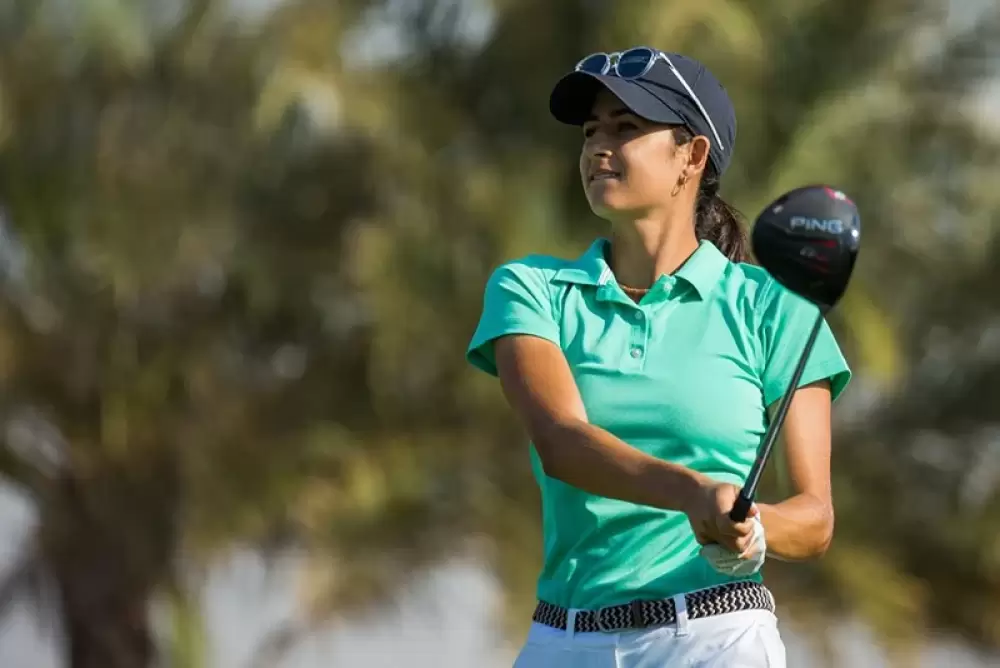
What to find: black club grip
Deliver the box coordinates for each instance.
[728,493,754,523]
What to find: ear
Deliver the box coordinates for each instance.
[681,135,712,182]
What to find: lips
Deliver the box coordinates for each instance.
[590,169,621,182]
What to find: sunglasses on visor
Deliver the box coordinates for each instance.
[574,47,725,152]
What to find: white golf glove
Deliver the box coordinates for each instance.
[699,515,767,577]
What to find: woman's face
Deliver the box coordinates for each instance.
[579,89,701,221]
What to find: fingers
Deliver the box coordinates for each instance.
[717,519,756,537]
[699,528,744,553]
[691,522,714,546]
[713,488,757,536]
[705,531,759,559]
[724,535,750,554]
[718,504,758,536]
[698,511,767,565]
[689,486,762,553]
[713,512,756,549]
[706,516,760,553]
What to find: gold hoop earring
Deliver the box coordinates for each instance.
[672,175,688,197]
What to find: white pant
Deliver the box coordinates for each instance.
[513,605,785,668]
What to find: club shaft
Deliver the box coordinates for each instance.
[729,309,826,522]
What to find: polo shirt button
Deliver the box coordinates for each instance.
[630,348,642,359]
[633,311,644,321]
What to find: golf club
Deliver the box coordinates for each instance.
[729,185,861,523]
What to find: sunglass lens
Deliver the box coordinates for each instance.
[576,53,610,74]
[617,47,654,78]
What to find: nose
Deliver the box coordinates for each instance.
[590,145,612,159]
[588,144,614,165]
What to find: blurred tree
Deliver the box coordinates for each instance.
[0,0,395,665]
[0,1,999,667]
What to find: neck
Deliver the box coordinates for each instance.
[608,213,699,289]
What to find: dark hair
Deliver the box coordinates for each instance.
[672,127,751,263]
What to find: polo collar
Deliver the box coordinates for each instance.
[552,238,728,299]
[674,240,729,299]
[552,239,612,287]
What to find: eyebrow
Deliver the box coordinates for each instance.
[584,108,633,123]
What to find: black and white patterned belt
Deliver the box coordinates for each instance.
[532,581,776,634]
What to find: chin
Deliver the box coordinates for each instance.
[585,182,634,216]
[587,196,632,220]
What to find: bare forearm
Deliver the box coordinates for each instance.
[535,420,707,512]
[758,495,834,561]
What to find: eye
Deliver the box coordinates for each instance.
[616,120,639,133]
[583,126,597,138]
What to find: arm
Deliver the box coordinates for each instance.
[752,276,850,562]
[494,333,708,512]
[757,380,835,561]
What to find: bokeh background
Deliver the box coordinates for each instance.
[1,0,1000,666]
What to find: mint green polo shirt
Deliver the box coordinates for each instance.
[466,238,851,611]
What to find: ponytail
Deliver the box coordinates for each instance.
[672,128,752,264]
[694,173,751,263]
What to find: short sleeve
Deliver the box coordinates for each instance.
[758,282,852,407]
[466,261,561,376]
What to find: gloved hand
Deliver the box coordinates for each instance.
[699,514,767,577]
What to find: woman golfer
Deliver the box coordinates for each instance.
[466,47,851,667]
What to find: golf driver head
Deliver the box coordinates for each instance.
[752,185,861,309]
